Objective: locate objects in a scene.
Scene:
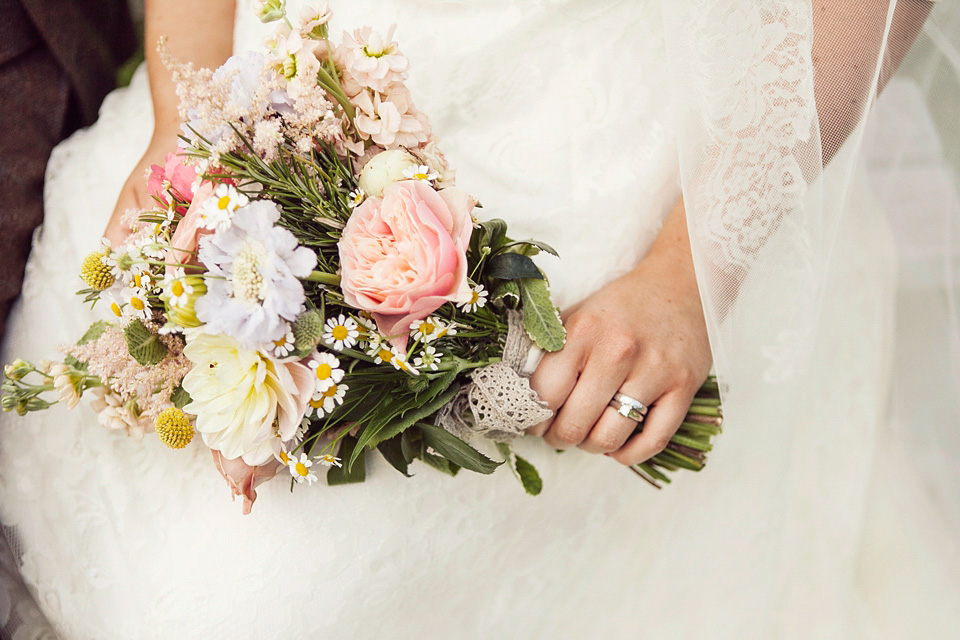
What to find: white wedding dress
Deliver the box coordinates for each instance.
[1,1,959,638]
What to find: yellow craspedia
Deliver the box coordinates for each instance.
[80,250,115,290]
[154,407,195,449]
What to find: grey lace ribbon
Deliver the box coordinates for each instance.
[436,311,552,441]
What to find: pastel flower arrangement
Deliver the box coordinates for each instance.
[2,3,722,512]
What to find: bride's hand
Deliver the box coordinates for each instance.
[103,129,180,247]
[527,197,712,465]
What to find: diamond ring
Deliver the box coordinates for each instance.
[609,392,648,422]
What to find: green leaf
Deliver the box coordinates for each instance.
[478,218,508,250]
[420,451,461,476]
[514,454,543,496]
[491,281,521,309]
[328,435,367,485]
[498,240,560,258]
[350,383,462,467]
[78,320,111,345]
[171,385,191,409]
[377,435,412,477]
[122,319,169,366]
[418,423,502,474]
[485,252,544,281]
[518,277,566,352]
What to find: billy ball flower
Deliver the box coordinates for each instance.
[154,407,195,449]
[323,314,359,351]
[80,249,116,290]
[309,351,344,393]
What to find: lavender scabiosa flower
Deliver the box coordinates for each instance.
[195,200,317,350]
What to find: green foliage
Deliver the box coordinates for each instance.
[418,423,502,475]
[122,319,168,366]
[496,442,543,495]
[518,277,566,352]
[485,253,543,280]
[491,281,521,309]
[170,385,191,410]
[327,435,366,485]
[78,321,111,345]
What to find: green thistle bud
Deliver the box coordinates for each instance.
[292,309,323,352]
[80,250,115,290]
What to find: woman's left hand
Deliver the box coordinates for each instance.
[527,197,713,465]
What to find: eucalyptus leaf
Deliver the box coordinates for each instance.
[419,423,502,474]
[485,253,543,280]
[518,277,566,352]
[329,435,366,484]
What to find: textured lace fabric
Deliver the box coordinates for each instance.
[0,1,958,638]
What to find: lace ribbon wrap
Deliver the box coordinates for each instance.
[437,311,552,441]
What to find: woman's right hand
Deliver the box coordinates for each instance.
[103,129,181,247]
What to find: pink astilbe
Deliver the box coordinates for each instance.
[62,325,192,425]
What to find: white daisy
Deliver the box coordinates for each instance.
[370,343,395,366]
[392,349,420,376]
[122,288,151,321]
[199,184,249,232]
[317,453,342,468]
[322,314,360,351]
[409,316,450,343]
[402,164,439,183]
[287,453,318,485]
[458,284,489,313]
[271,326,296,358]
[308,351,344,393]
[162,268,194,307]
[348,189,366,209]
[102,290,126,321]
[309,381,348,419]
[413,345,442,372]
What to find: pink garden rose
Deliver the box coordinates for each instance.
[166,182,214,267]
[338,180,475,344]
[147,151,198,208]
[211,450,282,515]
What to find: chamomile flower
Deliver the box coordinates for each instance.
[308,381,348,419]
[271,326,296,358]
[402,164,439,183]
[162,268,194,307]
[129,270,155,296]
[409,316,451,343]
[392,350,419,376]
[370,343,395,365]
[322,314,359,351]
[199,184,249,232]
[348,188,366,209]
[317,453,341,468]
[458,284,488,313]
[308,351,344,393]
[287,453,318,485]
[102,290,126,321]
[413,345,442,372]
[105,248,136,280]
[122,288,151,321]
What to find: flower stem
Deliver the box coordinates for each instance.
[306,271,341,286]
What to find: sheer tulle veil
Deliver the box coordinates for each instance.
[662,0,960,630]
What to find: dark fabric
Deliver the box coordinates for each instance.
[18,0,137,126]
[0,0,135,337]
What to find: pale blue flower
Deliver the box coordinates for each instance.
[195,200,316,350]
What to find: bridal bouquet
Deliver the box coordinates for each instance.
[2,2,721,511]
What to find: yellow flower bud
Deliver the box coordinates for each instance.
[80,250,115,290]
[154,407,195,449]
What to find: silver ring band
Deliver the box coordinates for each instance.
[609,392,648,422]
